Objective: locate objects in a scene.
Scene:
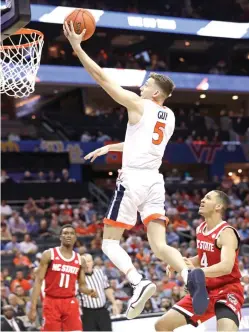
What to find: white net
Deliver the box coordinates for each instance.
[0,29,44,98]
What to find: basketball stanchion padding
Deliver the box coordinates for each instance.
[0,28,44,98]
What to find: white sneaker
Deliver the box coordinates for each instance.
[126,278,156,320]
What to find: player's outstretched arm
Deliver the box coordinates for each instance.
[78,257,98,297]
[63,22,142,112]
[84,142,124,162]
[28,250,51,322]
[201,228,238,278]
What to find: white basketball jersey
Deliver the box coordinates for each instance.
[122,99,175,170]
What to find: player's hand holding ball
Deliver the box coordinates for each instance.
[63,8,96,48]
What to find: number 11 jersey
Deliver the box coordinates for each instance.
[196,221,241,291]
[44,247,81,298]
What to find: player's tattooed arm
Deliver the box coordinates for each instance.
[201,228,238,278]
[28,250,51,322]
[78,257,98,298]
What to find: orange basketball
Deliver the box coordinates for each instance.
[64,9,96,41]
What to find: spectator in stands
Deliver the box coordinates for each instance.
[1,268,12,287]
[1,170,13,183]
[23,198,43,217]
[38,219,50,238]
[8,211,27,235]
[239,261,249,278]
[1,305,26,331]
[136,247,150,264]
[36,197,49,210]
[81,131,92,142]
[186,240,197,256]
[5,235,21,253]
[238,222,249,240]
[60,198,73,216]
[47,170,57,182]
[142,299,155,314]
[19,234,38,254]
[13,251,32,268]
[14,285,29,307]
[172,214,192,242]
[10,271,31,293]
[37,171,46,182]
[156,281,172,299]
[47,198,60,215]
[48,216,61,237]
[159,297,172,312]
[103,260,122,280]
[109,279,129,301]
[1,222,12,241]
[60,169,76,183]
[1,200,13,217]
[22,171,34,182]
[26,216,39,237]
[96,131,111,143]
[166,224,180,246]
[1,287,10,309]
[33,252,42,268]
[7,294,26,317]
[162,275,177,291]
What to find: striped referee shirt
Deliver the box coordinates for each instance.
[77,268,110,309]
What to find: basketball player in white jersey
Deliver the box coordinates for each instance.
[64,22,209,319]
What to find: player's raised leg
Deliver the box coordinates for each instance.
[154,308,188,332]
[147,219,209,315]
[102,224,156,320]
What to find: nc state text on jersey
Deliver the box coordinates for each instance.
[197,240,214,252]
[52,263,79,274]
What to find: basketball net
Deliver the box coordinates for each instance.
[0,28,44,98]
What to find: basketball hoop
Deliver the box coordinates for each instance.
[0,28,44,98]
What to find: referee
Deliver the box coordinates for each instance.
[78,254,119,331]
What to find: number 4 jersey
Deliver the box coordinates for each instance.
[44,247,81,298]
[122,99,175,171]
[196,221,241,291]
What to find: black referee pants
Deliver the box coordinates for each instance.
[81,307,112,331]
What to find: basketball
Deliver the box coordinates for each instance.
[64,9,96,41]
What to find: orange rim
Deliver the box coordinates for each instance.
[0,28,44,50]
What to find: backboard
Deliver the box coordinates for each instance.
[1,0,31,41]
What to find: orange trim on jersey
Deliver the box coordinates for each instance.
[103,218,133,230]
[143,213,169,227]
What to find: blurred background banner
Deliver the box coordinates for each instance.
[36,66,249,92]
[31,5,249,39]
[1,140,248,165]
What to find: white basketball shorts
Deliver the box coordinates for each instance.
[103,169,168,230]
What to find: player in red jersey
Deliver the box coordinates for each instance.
[155,190,244,332]
[28,224,97,331]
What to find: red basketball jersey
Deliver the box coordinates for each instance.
[196,221,241,290]
[44,247,81,298]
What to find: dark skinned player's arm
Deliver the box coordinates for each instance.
[30,250,51,310]
[78,256,97,297]
[202,228,239,277]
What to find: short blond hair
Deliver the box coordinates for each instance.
[149,73,175,98]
